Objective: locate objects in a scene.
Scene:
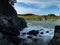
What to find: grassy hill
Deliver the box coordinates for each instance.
[18,14,60,21]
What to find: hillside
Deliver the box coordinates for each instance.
[18,14,60,21]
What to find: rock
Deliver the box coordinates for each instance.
[55,25,60,33]
[48,33,60,45]
[9,0,17,6]
[48,25,60,45]
[0,0,27,45]
[0,0,17,17]
[0,16,27,45]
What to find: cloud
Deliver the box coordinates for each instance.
[16,2,39,9]
[14,4,41,14]
[16,0,60,8]
[14,0,60,15]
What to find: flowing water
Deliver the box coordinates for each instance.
[0,20,60,45]
[26,20,60,29]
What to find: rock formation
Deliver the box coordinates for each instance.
[0,0,27,45]
[48,25,60,45]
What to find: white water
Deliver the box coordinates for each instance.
[18,22,55,45]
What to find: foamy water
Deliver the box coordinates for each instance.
[18,23,54,45]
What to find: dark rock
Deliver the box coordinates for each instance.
[27,36,32,39]
[0,0,17,17]
[0,0,27,45]
[48,33,60,45]
[0,16,27,45]
[3,35,25,45]
[27,30,39,36]
[9,0,17,6]
[55,25,60,33]
[48,25,60,45]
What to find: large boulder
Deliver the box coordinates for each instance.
[0,16,27,45]
[48,33,60,45]
[48,25,60,45]
[55,25,60,33]
[0,0,27,45]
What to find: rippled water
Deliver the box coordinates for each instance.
[26,20,60,29]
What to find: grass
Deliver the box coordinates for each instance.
[18,14,60,21]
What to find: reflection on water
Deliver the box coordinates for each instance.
[26,20,60,29]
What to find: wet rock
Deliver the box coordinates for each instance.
[48,33,60,45]
[48,25,60,45]
[0,0,27,45]
[55,25,60,33]
[0,16,27,45]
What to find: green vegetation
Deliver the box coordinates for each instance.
[18,14,60,21]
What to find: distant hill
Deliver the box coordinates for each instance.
[18,13,37,16]
[18,14,60,21]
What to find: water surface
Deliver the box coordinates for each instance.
[26,20,60,29]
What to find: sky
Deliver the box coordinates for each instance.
[14,0,60,15]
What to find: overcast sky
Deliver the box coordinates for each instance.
[14,0,60,15]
